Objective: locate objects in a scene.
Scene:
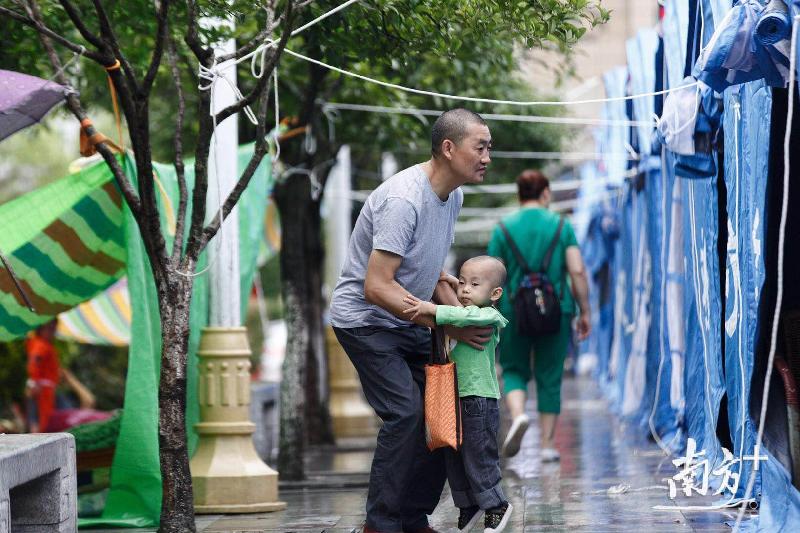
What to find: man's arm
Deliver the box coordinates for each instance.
[364,249,435,327]
[364,252,492,349]
[566,245,591,340]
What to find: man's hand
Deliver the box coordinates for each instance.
[403,294,437,321]
[438,272,460,293]
[444,325,493,350]
[575,313,591,341]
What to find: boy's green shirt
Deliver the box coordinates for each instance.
[435,305,509,399]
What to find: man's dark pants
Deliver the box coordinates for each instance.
[334,325,447,532]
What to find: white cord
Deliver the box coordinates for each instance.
[176,56,228,278]
[282,47,700,107]
[323,102,654,127]
[733,15,800,533]
[271,66,281,162]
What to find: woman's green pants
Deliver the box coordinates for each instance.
[499,313,573,414]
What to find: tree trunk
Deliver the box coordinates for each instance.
[274,162,336,478]
[156,275,196,533]
[304,200,334,446]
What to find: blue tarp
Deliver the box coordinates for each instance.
[578,0,800,529]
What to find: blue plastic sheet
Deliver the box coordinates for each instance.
[648,150,686,451]
[627,29,660,156]
[664,0,692,89]
[601,67,630,187]
[694,0,792,91]
[721,81,770,502]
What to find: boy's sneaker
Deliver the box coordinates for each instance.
[501,414,529,457]
[457,506,482,532]
[540,447,560,462]
[483,502,512,532]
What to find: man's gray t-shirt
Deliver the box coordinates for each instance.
[330,164,463,328]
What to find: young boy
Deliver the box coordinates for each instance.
[403,256,512,533]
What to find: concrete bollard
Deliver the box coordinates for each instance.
[190,327,286,513]
[0,433,77,532]
[326,326,378,440]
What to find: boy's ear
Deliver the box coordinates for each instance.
[491,286,503,302]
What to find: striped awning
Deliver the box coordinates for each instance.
[0,161,126,340]
[57,278,130,346]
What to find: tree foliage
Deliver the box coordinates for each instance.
[0,0,608,511]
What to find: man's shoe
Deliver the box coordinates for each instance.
[483,502,512,533]
[540,447,560,462]
[457,505,482,532]
[501,414,529,457]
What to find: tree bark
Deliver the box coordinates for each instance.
[274,156,338,478]
[303,194,334,446]
[156,273,196,533]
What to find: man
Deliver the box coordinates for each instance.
[25,320,61,432]
[330,109,493,533]
[487,170,591,462]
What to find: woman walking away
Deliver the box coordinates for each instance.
[488,170,591,462]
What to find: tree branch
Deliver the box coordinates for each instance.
[185,0,213,63]
[0,4,108,62]
[214,0,294,125]
[142,0,171,96]
[57,0,105,50]
[23,1,141,219]
[183,91,213,262]
[197,86,273,252]
[167,35,189,262]
[216,5,283,64]
[90,0,141,95]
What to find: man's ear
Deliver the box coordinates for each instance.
[491,287,503,302]
[441,139,455,160]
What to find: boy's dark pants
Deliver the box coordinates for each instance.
[446,396,505,510]
[333,325,446,532]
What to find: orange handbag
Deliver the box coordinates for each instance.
[424,327,462,451]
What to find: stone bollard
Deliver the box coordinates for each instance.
[0,433,77,532]
[326,326,378,440]
[190,327,286,513]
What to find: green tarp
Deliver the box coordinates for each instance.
[0,146,270,527]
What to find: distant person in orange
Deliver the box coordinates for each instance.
[25,320,60,432]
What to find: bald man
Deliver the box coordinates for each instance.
[330,109,493,533]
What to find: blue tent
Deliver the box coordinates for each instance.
[578,0,800,529]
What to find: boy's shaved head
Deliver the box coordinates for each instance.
[461,255,507,287]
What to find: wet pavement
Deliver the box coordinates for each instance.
[94,376,747,532]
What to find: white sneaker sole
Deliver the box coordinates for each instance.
[540,448,560,462]
[483,502,513,533]
[501,415,529,458]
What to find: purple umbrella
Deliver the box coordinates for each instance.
[0,68,69,142]
[0,69,68,312]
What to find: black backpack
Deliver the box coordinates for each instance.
[499,217,565,336]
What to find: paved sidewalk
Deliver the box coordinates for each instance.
[92,376,748,532]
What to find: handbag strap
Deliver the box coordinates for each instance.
[498,222,533,275]
[541,216,565,273]
[430,326,450,365]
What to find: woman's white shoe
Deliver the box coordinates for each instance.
[501,414,529,457]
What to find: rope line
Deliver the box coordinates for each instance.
[323,102,655,127]
[283,47,699,106]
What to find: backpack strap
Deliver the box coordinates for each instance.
[498,222,532,275]
[540,216,565,273]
